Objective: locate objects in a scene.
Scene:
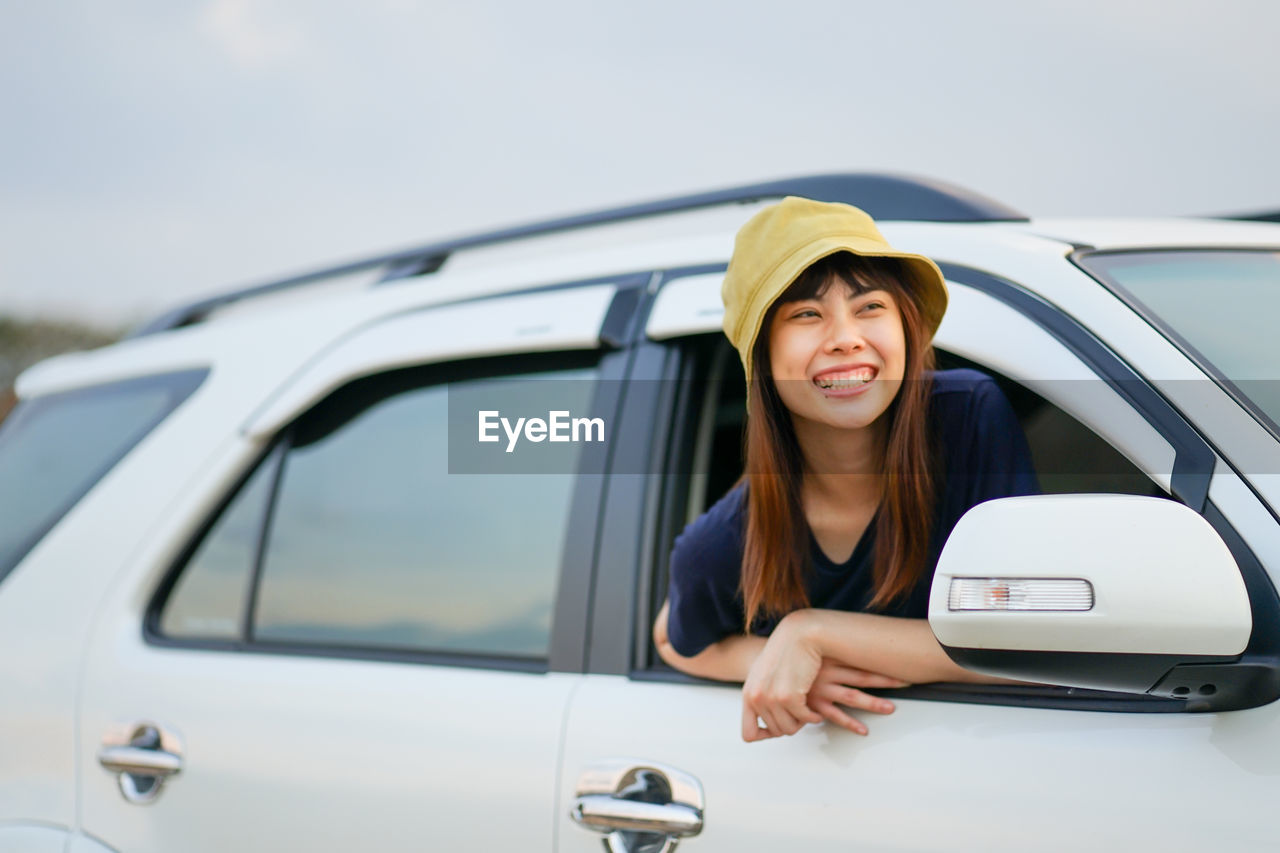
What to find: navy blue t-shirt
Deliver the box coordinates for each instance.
[665,369,1040,658]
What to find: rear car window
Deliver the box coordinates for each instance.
[0,369,207,583]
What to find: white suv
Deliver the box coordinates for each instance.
[3,174,1278,853]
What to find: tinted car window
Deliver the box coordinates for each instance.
[1080,250,1280,433]
[0,369,206,583]
[253,365,596,658]
[160,451,280,640]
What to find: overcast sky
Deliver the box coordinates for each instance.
[2,0,1277,327]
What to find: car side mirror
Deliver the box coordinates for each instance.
[928,495,1255,708]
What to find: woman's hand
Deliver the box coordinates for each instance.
[741,610,909,742]
[741,610,826,742]
[806,660,906,736]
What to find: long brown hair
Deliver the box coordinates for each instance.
[740,252,937,630]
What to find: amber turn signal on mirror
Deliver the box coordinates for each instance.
[947,578,1094,612]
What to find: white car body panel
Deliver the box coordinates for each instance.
[64,835,120,853]
[557,675,1279,852]
[1017,217,1280,249]
[0,825,70,853]
[644,272,726,341]
[242,283,614,438]
[79,631,579,850]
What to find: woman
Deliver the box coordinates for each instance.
[652,196,1039,742]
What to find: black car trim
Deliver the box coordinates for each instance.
[242,442,286,642]
[628,667,1189,714]
[584,341,678,674]
[143,633,551,675]
[569,344,643,673]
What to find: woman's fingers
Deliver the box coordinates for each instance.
[742,660,902,741]
[742,695,822,741]
[811,682,897,715]
[741,704,778,742]
[742,713,762,742]
[812,699,869,736]
[744,687,894,741]
[742,702,775,741]
[807,684,896,737]
[785,694,824,726]
[763,704,803,736]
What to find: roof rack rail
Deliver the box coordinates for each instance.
[1214,209,1280,223]
[130,172,1026,338]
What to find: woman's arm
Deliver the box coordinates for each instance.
[779,608,998,684]
[652,599,765,682]
[655,600,997,685]
[655,601,920,740]
[740,608,1014,741]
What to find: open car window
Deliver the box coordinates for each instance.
[678,336,1164,528]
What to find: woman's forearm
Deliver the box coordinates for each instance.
[782,609,1004,685]
[653,600,766,682]
[654,601,1008,685]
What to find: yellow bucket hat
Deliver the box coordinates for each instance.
[722,196,949,381]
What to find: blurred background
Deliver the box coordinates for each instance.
[2,0,1278,408]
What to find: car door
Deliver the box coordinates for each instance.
[76,283,631,851]
[555,268,1280,852]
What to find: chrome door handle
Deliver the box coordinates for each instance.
[572,794,702,834]
[570,760,705,853]
[98,745,182,777]
[98,722,184,805]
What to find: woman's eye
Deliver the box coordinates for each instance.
[860,301,886,313]
[791,308,820,319]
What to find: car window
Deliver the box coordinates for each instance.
[648,334,1167,693]
[0,369,206,584]
[1077,250,1280,436]
[157,357,599,663]
[158,451,279,640]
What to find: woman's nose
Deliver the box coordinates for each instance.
[825,315,864,352]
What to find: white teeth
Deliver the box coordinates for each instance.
[817,377,871,389]
[816,370,874,389]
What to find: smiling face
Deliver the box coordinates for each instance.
[765,273,908,435]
